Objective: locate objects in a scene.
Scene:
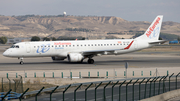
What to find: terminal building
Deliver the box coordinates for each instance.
[7,37,31,44]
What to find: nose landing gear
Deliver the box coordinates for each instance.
[20,61,24,65]
[18,57,24,65]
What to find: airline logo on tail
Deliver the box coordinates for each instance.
[146,17,161,38]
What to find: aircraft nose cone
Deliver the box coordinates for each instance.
[3,51,9,56]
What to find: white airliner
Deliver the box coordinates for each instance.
[3,15,165,64]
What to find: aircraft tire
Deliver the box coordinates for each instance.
[88,59,94,64]
[20,61,24,65]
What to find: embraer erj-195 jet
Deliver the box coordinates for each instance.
[3,15,165,64]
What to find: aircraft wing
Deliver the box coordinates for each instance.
[81,40,134,55]
[81,49,122,55]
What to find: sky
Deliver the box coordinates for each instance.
[0,0,180,22]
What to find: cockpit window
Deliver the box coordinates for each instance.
[10,45,19,48]
[10,45,15,48]
[16,45,19,48]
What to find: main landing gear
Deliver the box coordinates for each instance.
[87,55,94,64]
[87,59,94,64]
[18,57,24,65]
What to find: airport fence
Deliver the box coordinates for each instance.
[0,75,23,100]
[0,72,180,101]
[2,69,172,79]
[0,76,23,93]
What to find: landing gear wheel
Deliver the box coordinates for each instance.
[20,61,24,65]
[87,59,94,64]
[18,57,24,65]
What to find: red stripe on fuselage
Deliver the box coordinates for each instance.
[124,40,134,50]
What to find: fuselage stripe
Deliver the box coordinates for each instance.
[124,40,134,50]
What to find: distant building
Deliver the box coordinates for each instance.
[7,38,31,44]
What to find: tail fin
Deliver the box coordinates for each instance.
[136,15,163,41]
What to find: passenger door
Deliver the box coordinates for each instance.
[25,42,31,53]
[134,40,138,49]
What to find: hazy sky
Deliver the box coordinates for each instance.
[0,0,180,22]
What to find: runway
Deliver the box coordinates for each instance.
[0,50,180,71]
[0,45,180,101]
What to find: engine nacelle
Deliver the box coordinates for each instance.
[67,53,84,62]
[51,56,66,60]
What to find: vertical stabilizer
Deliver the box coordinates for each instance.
[136,15,163,41]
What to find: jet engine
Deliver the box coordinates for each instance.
[51,56,66,60]
[67,53,84,62]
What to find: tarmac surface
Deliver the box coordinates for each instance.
[0,45,180,82]
[1,45,180,101]
[0,51,180,71]
[0,45,180,78]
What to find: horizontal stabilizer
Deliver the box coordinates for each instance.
[148,40,167,44]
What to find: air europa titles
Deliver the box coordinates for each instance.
[118,41,122,43]
[54,42,71,45]
[146,17,160,37]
